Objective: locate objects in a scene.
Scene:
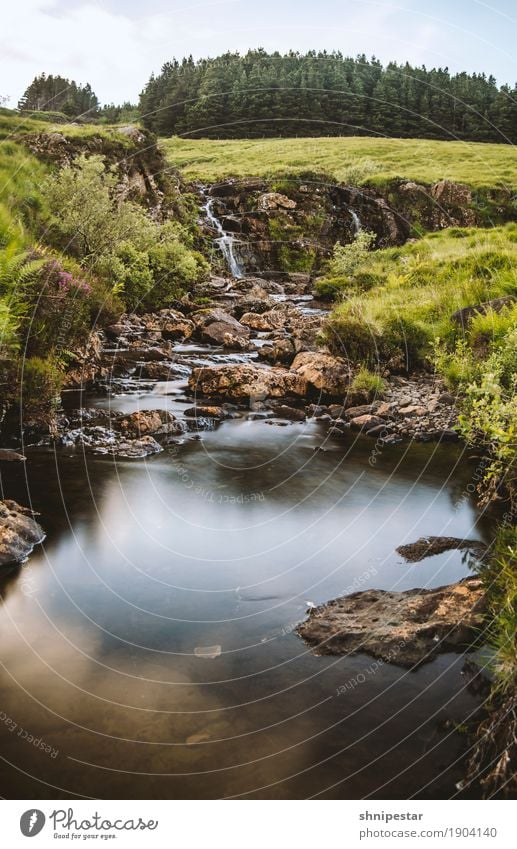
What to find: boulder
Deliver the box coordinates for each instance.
[290,352,351,399]
[192,308,250,349]
[0,500,45,567]
[297,577,486,667]
[188,364,307,401]
[259,338,296,365]
[117,410,182,438]
[240,310,289,331]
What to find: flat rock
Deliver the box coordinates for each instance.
[297,578,486,667]
[0,500,45,567]
[188,364,307,401]
[397,536,488,563]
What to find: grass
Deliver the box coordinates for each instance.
[162,135,517,189]
[323,223,517,367]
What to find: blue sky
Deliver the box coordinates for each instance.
[2,0,516,105]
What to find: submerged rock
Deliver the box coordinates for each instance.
[297,577,486,667]
[0,500,45,567]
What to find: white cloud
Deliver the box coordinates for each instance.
[1,0,514,107]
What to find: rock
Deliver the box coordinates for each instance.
[259,338,295,365]
[257,192,297,211]
[192,308,250,348]
[0,449,26,462]
[290,352,351,399]
[431,180,473,209]
[451,297,514,327]
[297,577,486,667]
[399,404,427,416]
[396,536,488,563]
[106,436,163,459]
[183,406,227,420]
[344,404,377,418]
[159,311,195,340]
[240,310,288,331]
[117,410,180,438]
[271,404,306,421]
[137,362,190,381]
[188,364,307,401]
[350,414,386,430]
[0,500,45,567]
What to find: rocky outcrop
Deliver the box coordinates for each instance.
[297,577,486,667]
[20,126,170,212]
[0,500,45,567]
[202,177,513,276]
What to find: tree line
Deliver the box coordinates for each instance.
[139,50,517,142]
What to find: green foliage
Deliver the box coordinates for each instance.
[42,155,208,311]
[478,527,517,694]
[328,230,376,279]
[142,51,517,143]
[455,328,517,506]
[20,355,64,418]
[350,365,386,401]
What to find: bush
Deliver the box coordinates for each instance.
[42,155,209,312]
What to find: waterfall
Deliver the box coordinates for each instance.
[203,197,244,278]
[350,210,361,235]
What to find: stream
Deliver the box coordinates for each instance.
[0,206,494,801]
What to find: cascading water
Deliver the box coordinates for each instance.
[350,209,361,235]
[204,196,244,278]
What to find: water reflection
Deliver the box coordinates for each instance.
[0,419,493,798]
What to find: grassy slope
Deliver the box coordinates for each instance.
[162,135,517,188]
[324,223,517,363]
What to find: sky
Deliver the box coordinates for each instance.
[1,0,516,106]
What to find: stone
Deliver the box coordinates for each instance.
[0,500,45,567]
[192,308,250,348]
[451,297,514,327]
[183,406,227,420]
[257,192,297,211]
[117,410,181,438]
[188,364,307,401]
[350,414,386,430]
[290,352,351,399]
[297,577,486,667]
[396,536,487,563]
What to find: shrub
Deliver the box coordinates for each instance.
[326,230,376,280]
[42,155,208,312]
